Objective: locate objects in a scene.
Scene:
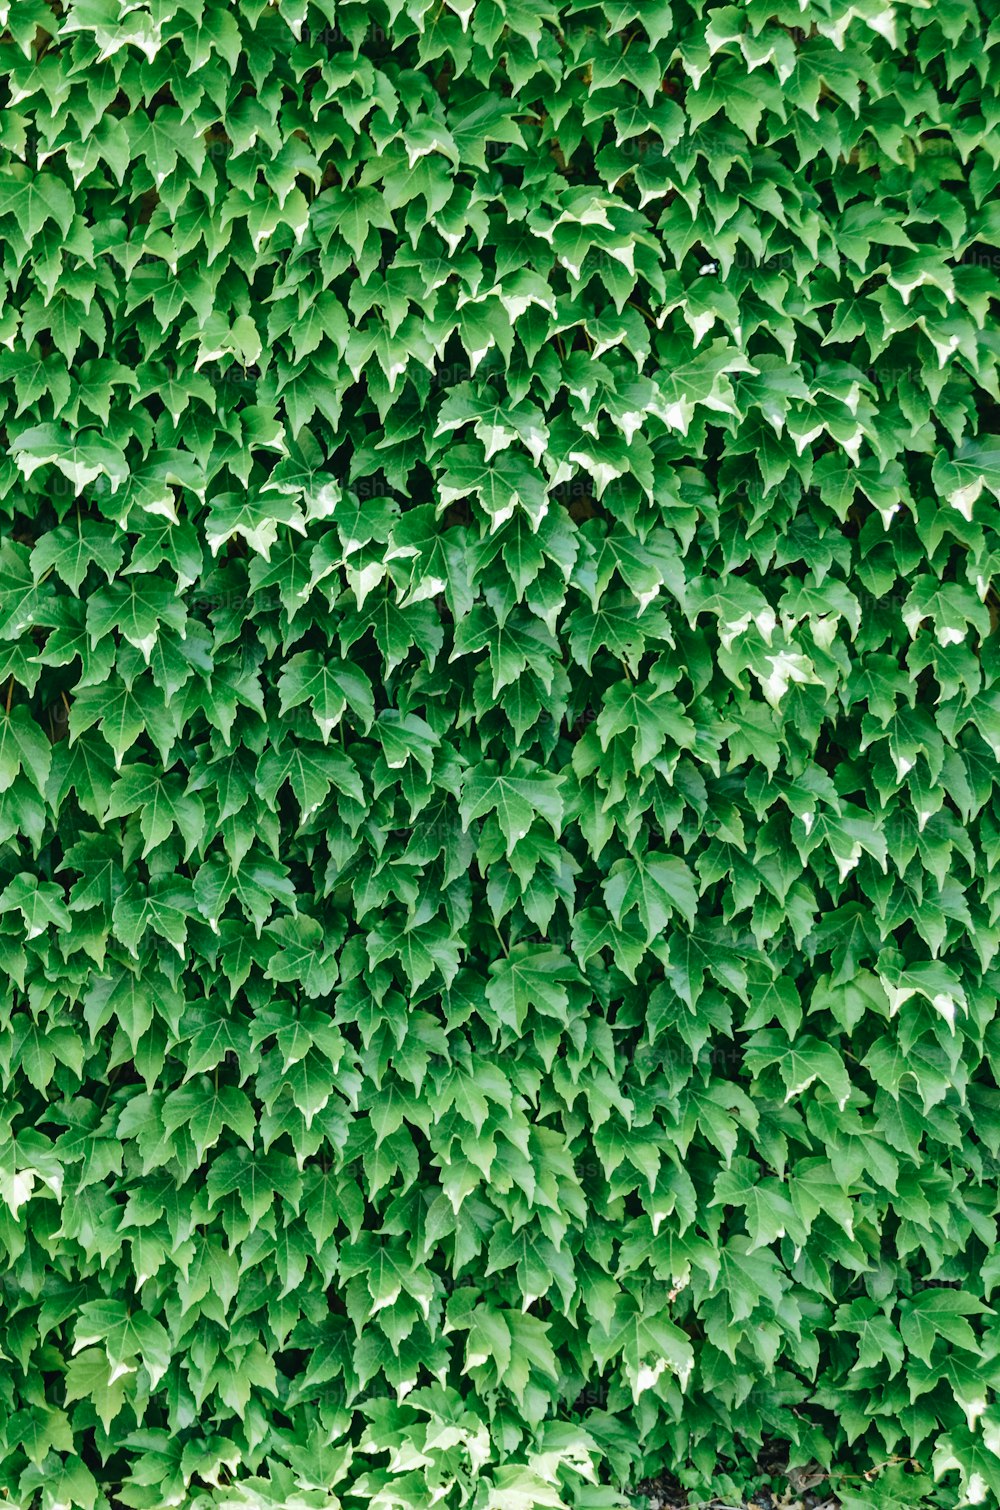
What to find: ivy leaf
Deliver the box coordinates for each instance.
[459,760,564,854]
[31,523,124,595]
[485,945,578,1032]
[0,707,52,797]
[277,651,375,739]
[64,1349,130,1434]
[73,1301,171,1389]
[602,853,698,939]
[0,873,70,938]
[0,172,76,238]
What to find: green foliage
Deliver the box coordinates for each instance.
[0,0,999,1507]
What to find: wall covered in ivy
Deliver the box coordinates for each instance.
[1,1,1000,1507]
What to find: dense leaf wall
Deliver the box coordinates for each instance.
[2,0,1000,1507]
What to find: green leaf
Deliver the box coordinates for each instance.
[459,760,564,855]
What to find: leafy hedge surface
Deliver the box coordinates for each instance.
[4,0,1000,1507]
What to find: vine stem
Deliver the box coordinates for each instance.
[493,920,509,958]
